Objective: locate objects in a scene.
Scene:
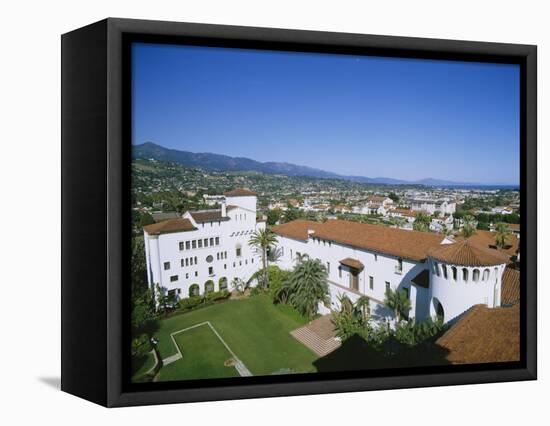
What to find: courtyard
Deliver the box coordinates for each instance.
[134,294,320,382]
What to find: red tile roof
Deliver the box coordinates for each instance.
[143,218,196,235]
[501,267,520,305]
[436,304,520,364]
[273,219,518,266]
[310,219,445,261]
[271,220,325,241]
[274,219,443,261]
[189,209,230,223]
[224,188,257,197]
[456,230,519,258]
[428,239,508,267]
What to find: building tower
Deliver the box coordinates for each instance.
[427,240,508,323]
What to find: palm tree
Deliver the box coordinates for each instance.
[384,288,411,323]
[286,258,329,318]
[248,228,278,288]
[355,295,371,319]
[413,212,431,232]
[461,215,477,239]
[495,222,511,248]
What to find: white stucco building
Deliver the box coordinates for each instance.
[410,199,456,216]
[272,219,509,324]
[143,188,514,327]
[143,188,265,299]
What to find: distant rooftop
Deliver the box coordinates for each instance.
[224,188,257,197]
[189,209,230,223]
[143,218,196,235]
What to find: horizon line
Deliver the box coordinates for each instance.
[132,141,520,187]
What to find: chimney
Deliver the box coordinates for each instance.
[221,200,227,217]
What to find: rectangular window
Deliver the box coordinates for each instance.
[224,264,227,270]
[210,238,214,246]
[198,240,203,248]
[385,281,391,293]
[369,276,374,290]
[236,247,242,257]
[170,275,178,282]
[192,240,196,249]
[339,267,342,279]
[350,272,359,291]
[327,262,330,273]
[215,237,220,245]
[204,238,209,247]
[208,266,214,275]
[180,259,185,267]
[185,273,189,279]
[195,271,198,277]
[179,242,184,251]
[185,258,189,266]
[194,256,197,264]
[163,262,170,270]
[186,241,190,250]
[374,254,378,261]
[395,258,403,274]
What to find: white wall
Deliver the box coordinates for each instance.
[429,260,505,322]
[5,1,547,425]
[275,234,431,321]
[146,203,265,297]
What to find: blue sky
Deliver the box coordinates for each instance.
[132,43,520,185]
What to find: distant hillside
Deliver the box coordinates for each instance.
[133,142,477,187]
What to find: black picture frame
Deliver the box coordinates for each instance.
[61,17,537,407]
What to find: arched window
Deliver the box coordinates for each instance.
[189,283,200,297]
[483,269,490,281]
[219,277,228,291]
[435,262,440,277]
[462,268,469,282]
[473,268,480,282]
[204,280,215,294]
[452,266,457,281]
[442,265,448,279]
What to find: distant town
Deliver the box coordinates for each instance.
[131,157,520,237]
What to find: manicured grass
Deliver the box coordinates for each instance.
[158,325,240,381]
[153,295,318,381]
[131,351,156,383]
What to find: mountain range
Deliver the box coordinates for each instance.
[133,142,480,187]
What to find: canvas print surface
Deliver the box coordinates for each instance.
[130,43,520,383]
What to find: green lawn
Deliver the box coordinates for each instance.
[152,295,318,381]
[131,351,156,382]
[159,324,240,381]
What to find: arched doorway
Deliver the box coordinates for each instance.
[219,277,228,292]
[189,283,200,297]
[204,280,215,295]
[432,297,445,322]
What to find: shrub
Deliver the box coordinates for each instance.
[131,333,152,357]
[178,296,204,311]
[206,290,231,302]
[394,317,446,346]
[250,286,267,296]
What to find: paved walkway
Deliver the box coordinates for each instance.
[290,314,341,357]
[162,321,252,377]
